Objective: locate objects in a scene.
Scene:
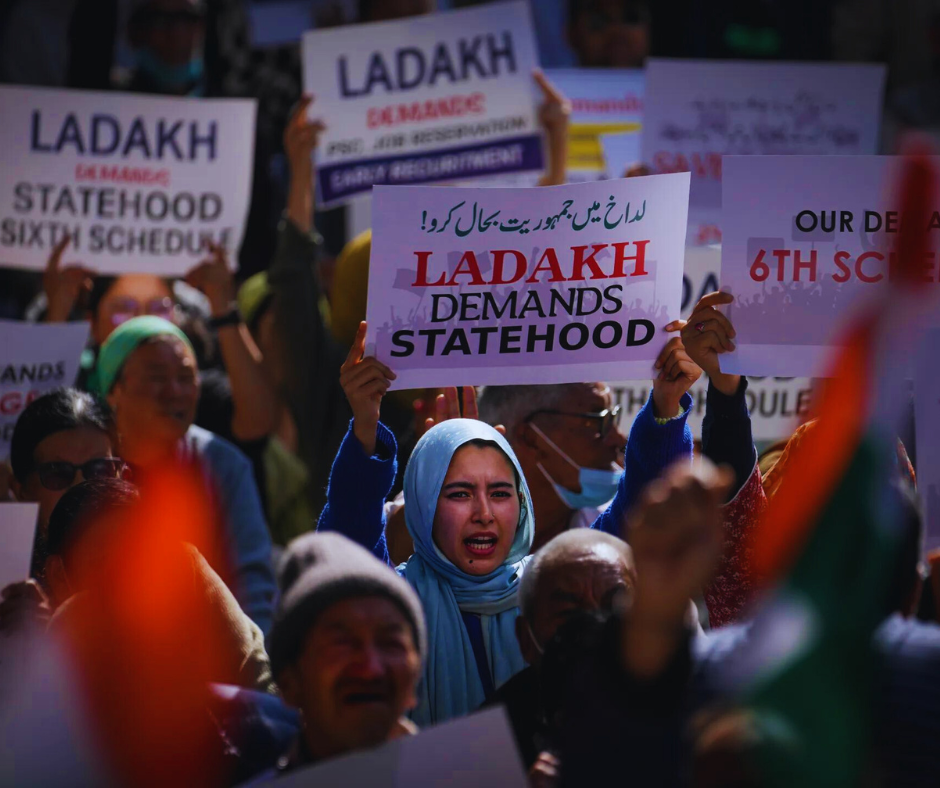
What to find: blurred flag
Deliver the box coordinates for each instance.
[733,147,939,788]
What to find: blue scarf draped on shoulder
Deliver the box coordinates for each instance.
[399,419,534,726]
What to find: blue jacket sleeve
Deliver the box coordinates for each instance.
[207,439,277,637]
[592,392,693,537]
[317,420,398,564]
[701,377,757,501]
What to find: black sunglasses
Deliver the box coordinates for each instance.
[36,458,127,492]
[524,405,622,437]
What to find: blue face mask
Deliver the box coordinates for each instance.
[136,48,204,95]
[530,423,622,510]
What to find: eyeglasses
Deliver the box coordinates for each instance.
[524,405,622,438]
[36,458,127,492]
[107,297,176,328]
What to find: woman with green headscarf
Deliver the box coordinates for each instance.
[94,315,276,635]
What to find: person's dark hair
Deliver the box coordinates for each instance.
[45,478,139,560]
[567,0,650,29]
[10,388,113,484]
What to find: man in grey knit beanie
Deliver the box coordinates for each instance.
[262,532,427,776]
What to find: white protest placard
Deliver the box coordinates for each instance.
[366,174,690,389]
[0,86,256,275]
[262,707,527,788]
[720,155,940,377]
[0,503,39,589]
[610,376,812,443]
[544,68,644,181]
[1,320,90,457]
[302,1,544,207]
[641,59,886,247]
[916,330,940,554]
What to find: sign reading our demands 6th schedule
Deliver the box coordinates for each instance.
[366,174,690,389]
[721,156,940,377]
[0,86,256,275]
[302,1,544,207]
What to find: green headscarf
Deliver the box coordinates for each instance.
[94,315,194,396]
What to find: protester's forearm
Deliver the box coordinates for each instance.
[537,139,567,187]
[215,324,280,441]
[701,377,755,500]
[317,421,397,563]
[593,392,693,537]
[286,174,313,234]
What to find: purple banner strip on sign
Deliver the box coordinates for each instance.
[318,134,544,203]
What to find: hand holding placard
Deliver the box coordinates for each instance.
[665,291,741,396]
[341,321,397,456]
[43,235,95,323]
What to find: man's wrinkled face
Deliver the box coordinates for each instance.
[519,542,634,665]
[280,596,422,760]
[526,383,626,494]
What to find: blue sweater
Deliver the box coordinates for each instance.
[181,425,276,636]
[318,391,693,560]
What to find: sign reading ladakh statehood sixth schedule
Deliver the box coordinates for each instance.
[0,86,256,275]
[721,155,940,378]
[366,174,690,390]
[302,1,544,207]
[641,59,886,246]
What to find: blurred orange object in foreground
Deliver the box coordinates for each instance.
[56,461,235,788]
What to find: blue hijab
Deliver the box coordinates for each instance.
[400,419,534,726]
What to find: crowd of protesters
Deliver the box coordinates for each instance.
[2,1,940,787]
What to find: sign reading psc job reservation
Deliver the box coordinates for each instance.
[303,1,543,207]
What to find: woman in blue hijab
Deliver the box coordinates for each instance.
[317,322,694,724]
[317,333,535,724]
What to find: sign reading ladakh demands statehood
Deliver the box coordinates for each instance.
[1,320,89,456]
[721,155,940,378]
[366,174,690,390]
[916,331,940,553]
[0,86,256,275]
[641,59,886,247]
[543,68,644,182]
[302,1,543,207]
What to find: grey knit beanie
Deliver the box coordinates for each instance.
[268,532,427,678]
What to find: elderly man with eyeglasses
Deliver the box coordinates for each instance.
[478,337,701,550]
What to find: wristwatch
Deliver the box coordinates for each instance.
[207,306,243,330]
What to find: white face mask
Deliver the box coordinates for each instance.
[529,423,622,510]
